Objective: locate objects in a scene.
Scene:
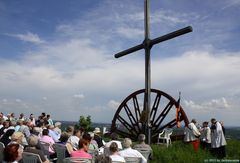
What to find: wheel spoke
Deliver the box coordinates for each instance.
[117,115,137,135]
[150,93,161,123]
[152,102,174,129]
[132,95,141,123]
[124,104,138,128]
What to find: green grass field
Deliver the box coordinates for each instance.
[150,140,240,163]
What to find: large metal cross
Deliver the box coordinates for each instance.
[114,0,192,144]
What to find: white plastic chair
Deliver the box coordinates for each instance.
[124,157,142,163]
[157,128,173,147]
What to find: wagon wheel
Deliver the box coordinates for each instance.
[111,89,189,141]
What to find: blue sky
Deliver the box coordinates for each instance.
[0,0,240,126]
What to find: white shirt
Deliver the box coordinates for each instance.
[119,148,147,163]
[110,154,126,162]
[67,135,79,151]
[184,123,201,142]
[200,126,211,143]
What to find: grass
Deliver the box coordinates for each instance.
[149,140,240,163]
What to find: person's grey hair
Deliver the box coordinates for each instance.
[138,134,146,142]
[123,138,132,148]
[55,122,61,127]
[28,136,39,147]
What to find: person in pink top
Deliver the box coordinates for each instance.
[71,138,92,159]
[39,129,55,154]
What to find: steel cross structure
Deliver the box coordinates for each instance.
[114,0,192,144]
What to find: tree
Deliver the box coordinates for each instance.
[75,115,92,131]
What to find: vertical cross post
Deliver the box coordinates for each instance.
[143,0,152,145]
[114,0,192,144]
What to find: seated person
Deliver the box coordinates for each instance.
[95,154,112,163]
[71,138,92,159]
[133,134,153,160]
[109,142,125,163]
[93,127,104,148]
[9,132,26,148]
[56,132,71,157]
[48,125,60,143]
[82,133,99,158]
[3,143,23,163]
[39,129,55,156]
[105,132,122,150]
[119,138,147,163]
[67,129,81,151]
[88,132,98,151]
[0,129,15,146]
[24,136,50,163]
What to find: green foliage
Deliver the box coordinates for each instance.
[150,140,240,163]
[75,115,92,131]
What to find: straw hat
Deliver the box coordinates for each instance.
[93,127,101,134]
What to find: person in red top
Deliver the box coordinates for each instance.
[71,138,92,159]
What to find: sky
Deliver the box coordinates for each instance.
[0,0,240,126]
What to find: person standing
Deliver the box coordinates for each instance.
[210,118,227,159]
[184,119,201,152]
[200,121,211,150]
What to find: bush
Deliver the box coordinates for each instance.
[75,115,92,131]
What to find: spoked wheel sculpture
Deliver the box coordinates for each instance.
[111,89,189,142]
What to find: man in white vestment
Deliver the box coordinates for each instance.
[210,118,227,159]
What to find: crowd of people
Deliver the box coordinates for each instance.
[0,112,151,163]
[0,111,228,162]
[184,118,227,159]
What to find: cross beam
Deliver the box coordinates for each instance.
[114,0,192,144]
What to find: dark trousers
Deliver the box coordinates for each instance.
[211,146,226,159]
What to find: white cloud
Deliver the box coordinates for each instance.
[108,100,120,110]
[151,10,187,25]
[73,94,85,99]
[184,97,230,111]
[116,27,143,39]
[6,32,45,44]
[2,99,7,103]
[15,99,22,103]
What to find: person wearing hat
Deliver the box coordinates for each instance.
[93,127,104,148]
